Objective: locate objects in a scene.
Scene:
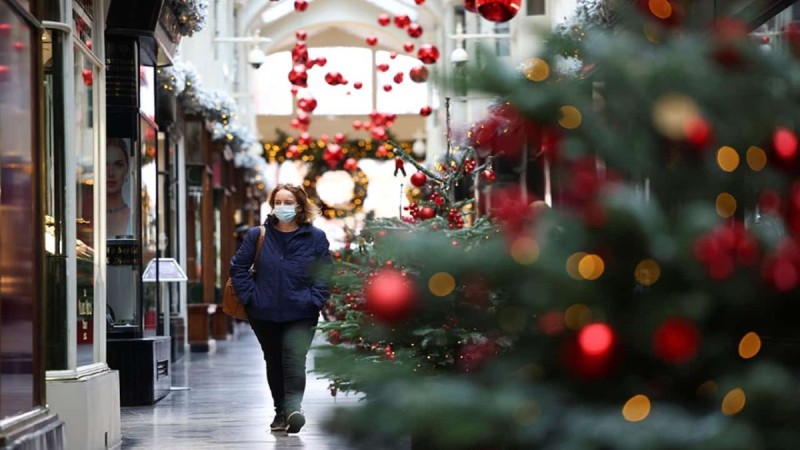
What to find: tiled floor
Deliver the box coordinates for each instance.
[120,323,366,449]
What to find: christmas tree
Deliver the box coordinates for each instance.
[314,2,800,449]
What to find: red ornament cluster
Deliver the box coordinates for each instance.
[692,221,759,280]
[447,208,465,229]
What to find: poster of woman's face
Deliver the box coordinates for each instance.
[107,138,135,239]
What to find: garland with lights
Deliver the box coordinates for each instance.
[169,0,209,37]
[263,130,414,218]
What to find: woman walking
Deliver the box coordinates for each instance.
[229,183,332,433]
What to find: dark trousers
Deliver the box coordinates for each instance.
[250,317,318,414]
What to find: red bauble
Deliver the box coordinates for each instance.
[410,172,427,187]
[294,0,308,12]
[352,120,363,130]
[773,127,798,160]
[407,23,423,39]
[390,51,398,59]
[415,0,426,4]
[383,84,393,92]
[353,81,363,90]
[334,132,346,144]
[366,36,378,46]
[394,14,411,29]
[403,42,415,53]
[419,206,435,220]
[316,56,328,67]
[685,117,713,149]
[463,0,477,12]
[409,65,429,83]
[377,63,390,72]
[328,330,341,345]
[297,96,317,113]
[81,68,93,86]
[288,66,308,87]
[419,105,432,117]
[364,269,417,322]
[653,318,701,364]
[476,0,521,22]
[393,72,404,84]
[480,169,496,184]
[296,30,307,40]
[325,72,342,86]
[343,158,359,171]
[417,44,440,64]
[378,13,391,26]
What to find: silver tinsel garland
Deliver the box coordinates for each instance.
[170,0,209,37]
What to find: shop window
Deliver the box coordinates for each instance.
[0,1,37,417]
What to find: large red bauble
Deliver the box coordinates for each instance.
[294,0,308,12]
[410,171,427,187]
[418,206,435,220]
[409,65,429,83]
[417,44,440,64]
[393,72,404,84]
[653,318,701,364]
[463,0,477,12]
[407,23,423,38]
[476,0,521,22]
[378,13,391,26]
[364,269,417,322]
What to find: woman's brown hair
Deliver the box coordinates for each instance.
[268,183,319,225]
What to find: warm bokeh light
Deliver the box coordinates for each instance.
[558,106,582,129]
[634,259,661,286]
[716,146,740,172]
[622,394,652,422]
[578,254,605,280]
[697,380,718,397]
[564,304,592,331]
[738,332,762,359]
[652,93,700,140]
[746,146,767,171]
[648,0,672,19]
[510,236,540,265]
[722,388,746,415]
[643,23,662,44]
[522,58,550,82]
[716,192,737,218]
[578,323,614,356]
[428,272,456,297]
[566,252,587,280]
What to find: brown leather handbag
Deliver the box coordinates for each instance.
[222,225,266,321]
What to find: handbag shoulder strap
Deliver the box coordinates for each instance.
[251,225,266,271]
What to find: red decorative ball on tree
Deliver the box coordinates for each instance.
[343,158,359,172]
[409,65,429,83]
[480,169,496,184]
[773,127,798,160]
[410,171,427,187]
[418,206,436,220]
[407,23,424,39]
[364,269,417,322]
[463,0,477,12]
[417,44,440,64]
[294,0,308,12]
[685,116,713,149]
[476,0,521,22]
[653,318,701,364]
[377,63,390,72]
[578,323,615,357]
[377,13,391,26]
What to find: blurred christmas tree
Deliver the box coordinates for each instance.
[315,1,800,449]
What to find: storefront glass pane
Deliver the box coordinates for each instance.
[141,119,158,336]
[74,46,97,366]
[0,2,36,418]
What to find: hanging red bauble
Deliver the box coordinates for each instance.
[290,118,300,129]
[285,145,299,159]
[82,68,93,86]
[419,206,435,220]
[773,127,798,160]
[378,13,391,26]
[288,66,308,87]
[415,0,426,4]
[364,269,417,322]
[320,134,330,143]
[376,145,389,157]
[417,44,440,64]
[407,23,424,39]
[353,81,363,90]
[290,86,299,96]
[294,0,308,12]
[480,169,496,184]
[409,65,429,83]
[390,51,398,59]
[410,172,427,187]
[383,84,393,92]
[685,116,713,149]
[316,56,327,67]
[325,72,342,86]
[297,96,317,113]
[394,14,411,29]
[352,120,363,130]
[296,30,307,40]
[419,105,432,117]
[366,36,378,46]
[403,42,415,53]
[334,132,346,143]
[463,0,477,12]
[393,72,404,84]
[578,323,615,356]
[653,318,701,364]
[476,0,521,22]
[372,126,388,141]
[377,63,390,72]
[343,158,359,171]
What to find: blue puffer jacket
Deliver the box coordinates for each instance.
[229,218,332,322]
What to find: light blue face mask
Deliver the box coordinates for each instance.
[274,204,298,223]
